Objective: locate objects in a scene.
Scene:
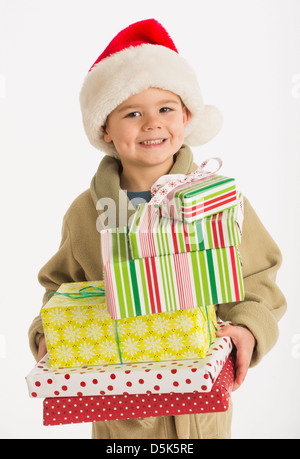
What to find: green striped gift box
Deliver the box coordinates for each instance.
[157,175,237,223]
[129,194,243,260]
[101,228,244,320]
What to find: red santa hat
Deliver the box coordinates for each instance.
[80,19,223,158]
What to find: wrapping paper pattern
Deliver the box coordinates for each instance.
[153,175,237,223]
[43,354,234,425]
[41,281,217,369]
[101,227,244,319]
[129,194,243,260]
[26,322,233,398]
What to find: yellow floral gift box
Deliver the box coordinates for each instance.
[41,281,217,369]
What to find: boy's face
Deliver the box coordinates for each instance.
[103,88,190,171]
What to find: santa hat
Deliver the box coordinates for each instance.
[80,19,223,158]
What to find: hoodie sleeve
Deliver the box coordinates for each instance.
[217,197,287,367]
[28,190,101,360]
[28,215,86,360]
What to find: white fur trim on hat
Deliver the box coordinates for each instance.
[80,44,222,158]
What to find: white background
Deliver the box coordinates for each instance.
[0,0,299,439]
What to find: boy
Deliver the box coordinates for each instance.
[29,19,286,439]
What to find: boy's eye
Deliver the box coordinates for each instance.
[126,111,141,118]
[160,107,172,113]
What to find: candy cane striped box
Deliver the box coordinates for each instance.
[129,194,244,260]
[101,230,244,320]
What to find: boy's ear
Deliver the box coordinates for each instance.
[182,106,191,128]
[103,124,112,143]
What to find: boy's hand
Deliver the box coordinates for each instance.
[37,335,47,362]
[216,325,256,391]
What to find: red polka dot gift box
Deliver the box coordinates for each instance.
[26,322,232,399]
[43,354,235,426]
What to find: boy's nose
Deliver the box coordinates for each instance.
[142,114,162,131]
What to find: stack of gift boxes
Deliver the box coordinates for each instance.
[26,164,244,426]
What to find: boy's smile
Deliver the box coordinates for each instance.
[139,138,167,147]
[103,88,190,190]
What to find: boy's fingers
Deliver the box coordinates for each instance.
[216,325,255,391]
[233,367,247,391]
[37,336,48,362]
[232,348,251,391]
[217,328,251,388]
[216,325,234,337]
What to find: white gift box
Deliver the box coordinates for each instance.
[26,322,233,399]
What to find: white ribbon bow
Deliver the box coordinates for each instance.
[150,157,223,207]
